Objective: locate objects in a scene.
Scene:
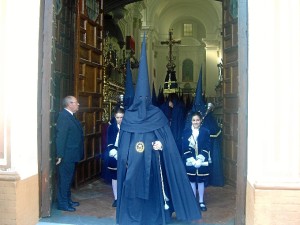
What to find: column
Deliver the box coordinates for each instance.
[202,38,221,97]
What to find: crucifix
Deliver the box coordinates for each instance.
[161,29,181,93]
[161,29,181,72]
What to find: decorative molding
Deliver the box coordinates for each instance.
[253,181,300,191]
[0,171,20,181]
[202,38,220,49]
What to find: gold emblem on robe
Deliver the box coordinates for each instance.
[135,142,145,153]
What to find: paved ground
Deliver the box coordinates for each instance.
[37,179,235,225]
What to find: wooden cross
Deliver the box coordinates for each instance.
[161,29,181,72]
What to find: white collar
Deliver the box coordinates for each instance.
[65,108,73,115]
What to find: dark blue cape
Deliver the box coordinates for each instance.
[102,117,119,181]
[160,97,186,155]
[202,112,224,186]
[116,106,201,224]
[116,34,201,225]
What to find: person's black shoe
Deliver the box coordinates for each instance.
[112,200,117,207]
[69,201,80,207]
[57,206,76,212]
[199,202,207,211]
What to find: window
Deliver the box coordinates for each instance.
[184,24,193,36]
[182,59,193,82]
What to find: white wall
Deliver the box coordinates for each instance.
[0,0,40,179]
[248,1,300,185]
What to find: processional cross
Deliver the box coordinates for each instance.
[161,29,181,91]
[161,29,181,72]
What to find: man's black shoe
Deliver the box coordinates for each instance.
[57,206,76,212]
[69,201,80,207]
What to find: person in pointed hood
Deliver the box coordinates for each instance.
[116,34,201,225]
[185,66,224,187]
[184,66,205,130]
[124,58,135,110]
[160,92,186,155]
[192,66,207,116]
[102,59,135,205]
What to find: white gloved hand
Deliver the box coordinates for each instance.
[186,160,193,166]
[152,141,163,151]
[194,159,202,168]
[201,161,209,166]
[196,154,205,162]
[186,157,196,166]
[109,149,118,159]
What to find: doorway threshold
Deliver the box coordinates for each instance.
[38,179,235,225]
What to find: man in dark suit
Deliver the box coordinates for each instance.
[56,96,84,212]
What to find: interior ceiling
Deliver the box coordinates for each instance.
[103,0,223,44]
[104,0,143,13]
[104,0,222,13]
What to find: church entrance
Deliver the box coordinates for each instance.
[38,0,248,224]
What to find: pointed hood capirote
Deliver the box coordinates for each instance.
[123,58,135,110]
[117,34,201,225]
[133,34,151,107]
[192,66,207,116]
[121,33,168,133]
[184,65,207,130]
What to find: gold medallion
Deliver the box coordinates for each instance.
[135,142,145,153]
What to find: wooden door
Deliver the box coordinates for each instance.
[39,0,75,217]
[222,0,238,187]
[73,0,104,187]
[40,0,104,216]
[223,0,247,224]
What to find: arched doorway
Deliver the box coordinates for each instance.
[38,1,248,224]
